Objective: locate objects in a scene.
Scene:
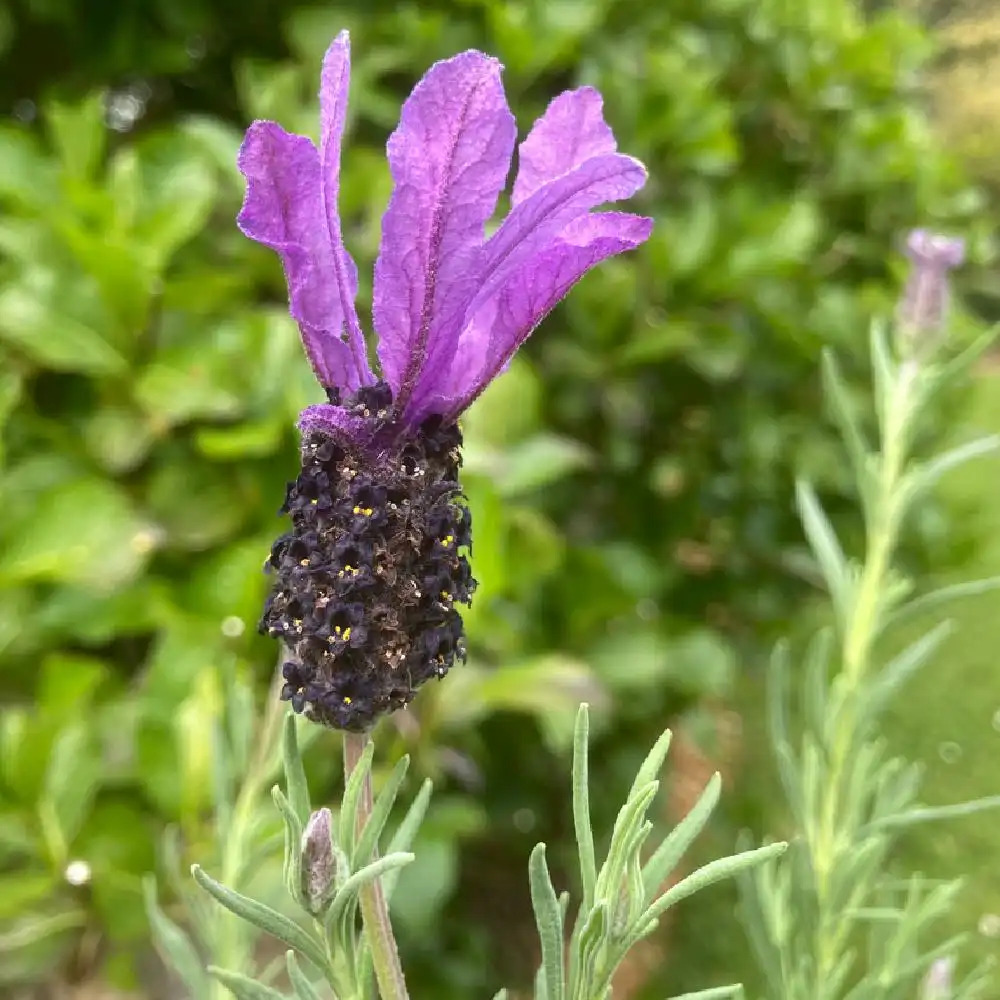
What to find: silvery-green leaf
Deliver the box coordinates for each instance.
[635,843,787,941]
[326,852,414,930]
[529,844,564,1000]
[191,864,326,970]
[143,877,210,1000]
[627,726,673,802]
[886,575,1000,628]
[340,739,375,859]
[354,753,409,868]
[285,951,326,1000]
[866,794,1000,833]
[272,785,304,906]
[795,479,848,617]
[665,987,743,1000]
[594,782,657,904]
[865,622,953,723]
[821,349,870,487]
[383,778,433,904]
[282,712,311,825]
[208,967,289,1000]
[909,436,1000,497]
[641,772,721,901]
[572,703,597,912]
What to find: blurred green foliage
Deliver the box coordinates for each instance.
[0,0,993,997]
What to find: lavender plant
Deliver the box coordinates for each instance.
[147,30,787,1000]
[737,234,1000,1000]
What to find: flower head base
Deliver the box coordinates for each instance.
[239,31,651,729]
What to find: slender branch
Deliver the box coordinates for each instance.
[343,732,409,1000]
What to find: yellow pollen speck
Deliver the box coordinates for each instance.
[353,505,374,516]
[334,625,342,635]
[310,498,318,505]
[343,696,352,704]
[292,618,303,627]
[343,627,352,641]
[441,534,454,548]
[441,590,452,600]
[299,558,310,566]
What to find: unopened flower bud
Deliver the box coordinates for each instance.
[897,229,965,358]
[300,807,337,914]
[920,956,954,1000]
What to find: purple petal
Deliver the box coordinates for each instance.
[319,31,372,386]
[512,88,617,207]
[373,50,517,415]
[477,153,647,305]
[439,212,653,416]
[238,122,370,393]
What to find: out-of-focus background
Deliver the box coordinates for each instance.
[2,0,1000,997]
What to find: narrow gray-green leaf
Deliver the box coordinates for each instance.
[638,843,787,934]
[339,738,375,859]
[383,778,432,904]
[666,987,743,1000]
[911,436,1000,496]
[285,951,327,1000]
[865,794,1000,832]
[354,753,409,869]
[272,785,304,906]
[594,782,658,904]
[869,322,895,438]
[570,901,607,1000]
[143,877,210,1000]
[642,773,721,900]
[887,575,1000,628]
[628,726,673,802]
[208,967,289,1000]
[529,844,564,1000]
[795,479,848,615]
[865,621,953,721]
[327,852,414,929]
[821,349,870,481]
[191,865,326,970]
[282,712,310,824]
[572,703,597,913]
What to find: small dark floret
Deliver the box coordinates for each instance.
[261,382,475,731]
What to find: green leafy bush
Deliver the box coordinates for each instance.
[0,0,990,996]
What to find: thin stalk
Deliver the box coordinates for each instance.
[810,360,920,986]
[343,732,409,1000]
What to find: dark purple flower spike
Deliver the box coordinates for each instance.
[238,30,652,730]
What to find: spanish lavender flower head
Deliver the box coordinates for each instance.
[237,31,652,730]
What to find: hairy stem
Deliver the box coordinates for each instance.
[343,732,409,1000]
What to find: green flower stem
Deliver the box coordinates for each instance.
[812,359,920,983]
[343,732,409,1000]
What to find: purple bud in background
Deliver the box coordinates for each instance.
[920,956,954,1000]
[897,229,965,356]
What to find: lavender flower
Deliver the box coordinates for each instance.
[897,229,966,354]
[238,31,652,730]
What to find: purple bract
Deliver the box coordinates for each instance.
[237,30,652,433]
